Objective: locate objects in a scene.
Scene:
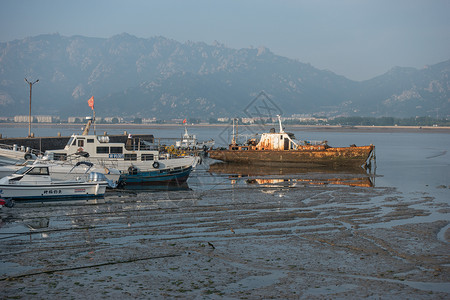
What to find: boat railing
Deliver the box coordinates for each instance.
[125,138,160,151]
[300,140,328,146]
[230,134,259,146]
[0,143,43,157]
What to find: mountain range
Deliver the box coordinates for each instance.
[0,33,448,119]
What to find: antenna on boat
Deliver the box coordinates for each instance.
[231,118,238,145]
[277,115,284,133]
[82,116,93,135]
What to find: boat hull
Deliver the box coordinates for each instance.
[208,145,375,168]
[0,164,120,183]
[0,182,107,200]
[119,166,193,186]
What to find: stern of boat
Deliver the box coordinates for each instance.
[363,145,376,172]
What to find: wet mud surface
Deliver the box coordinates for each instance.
[1,168,449,299]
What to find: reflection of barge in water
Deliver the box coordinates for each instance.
[209,162,374,188]
[208,116,375,169]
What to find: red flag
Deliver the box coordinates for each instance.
[183,118,186,124]
[88,96,94,110]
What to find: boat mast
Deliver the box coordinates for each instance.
[277,115,284,133]
[236,119,238,143]
[231,118,238,145]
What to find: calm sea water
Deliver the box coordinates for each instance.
[1,124,449,202]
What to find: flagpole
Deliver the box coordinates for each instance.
[88,96,95,135]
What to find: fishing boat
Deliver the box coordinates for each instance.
[208,116,375,169]
[44,117,199,186]
[0,160,121,184]
[0,164,110,200]
[175,127,215,150]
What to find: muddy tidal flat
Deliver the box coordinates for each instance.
[1,170,449,299]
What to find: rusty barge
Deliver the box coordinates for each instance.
[208,116,375,169]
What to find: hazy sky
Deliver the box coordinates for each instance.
[1,0,449,81]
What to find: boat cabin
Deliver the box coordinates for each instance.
[230,131,296,151]
[227,115,329,152]
[16,165,50,176]
[254,131,296,150]
[46,134,160,162]
[5,165,51,184]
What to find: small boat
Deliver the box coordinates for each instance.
[208,116,375,169]
[0,160,121,184]
[44,117,199,186]
[175,127,215,150]
[0,164,111,200]
[120,164,193,186]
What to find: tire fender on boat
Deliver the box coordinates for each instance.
[128,166,138,175]
[152,161,160,169]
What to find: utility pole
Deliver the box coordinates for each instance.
[25,78,39,137]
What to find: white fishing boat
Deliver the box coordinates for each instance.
[44,117,199,186]
[0,164,111,200]
[0,160,121,184]
[175,127,215,150]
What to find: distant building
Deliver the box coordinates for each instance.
[241,118,254,124]
[102,117,123,123]
[35,115,54,123]
[68,117,86,123]
[14,115,33,122]
[142,118,156,123]
[283,116,328,123]
[14,115,57,123]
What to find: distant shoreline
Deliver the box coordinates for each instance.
[1,122,450,134]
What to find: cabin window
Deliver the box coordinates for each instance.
[87,139,94,143]
[231,147,239,151]
[241,147,248,151]
[124,154,137,161]
[281,136,283,139]
[28,167,49,175]
[67,137,75,146]
[110,147,123,154]
[97,146,109,154]
[16,166,32,174]
[77,139,84,147]
[141,154,154,161]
